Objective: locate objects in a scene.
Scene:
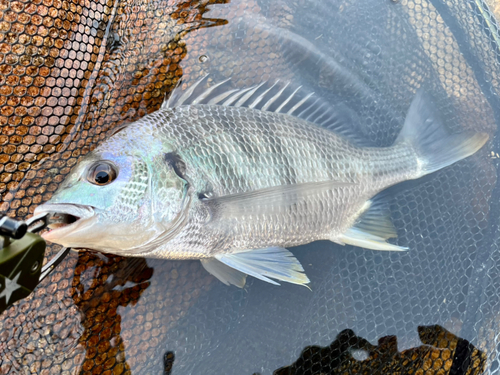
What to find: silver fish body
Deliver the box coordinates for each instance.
[143,105,413,257]
[34,83,489,287]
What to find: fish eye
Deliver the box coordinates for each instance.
[87,161,118,186]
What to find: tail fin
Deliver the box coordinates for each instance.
[396,90,489,176]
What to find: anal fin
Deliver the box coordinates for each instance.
[206,247,310,287]
[338,197,408,251]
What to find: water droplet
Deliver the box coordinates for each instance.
[199,55,208,63]
[350,349,369,361]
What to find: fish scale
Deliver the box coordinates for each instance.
[163,106,360,191]
[34,83,488,287]
[150,106,371,251]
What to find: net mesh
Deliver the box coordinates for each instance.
[1,0,500,374]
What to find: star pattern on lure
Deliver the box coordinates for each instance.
[0,271,22,305]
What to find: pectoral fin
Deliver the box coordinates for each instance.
[202,247,310,287]
[204,180,353,219]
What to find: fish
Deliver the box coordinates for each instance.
[33,78,489,287]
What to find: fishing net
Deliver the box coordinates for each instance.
[1,0,500,374]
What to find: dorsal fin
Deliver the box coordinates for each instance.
[162,75,370,146]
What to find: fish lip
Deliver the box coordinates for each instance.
[33,203,96,240]
[34,203,95,220]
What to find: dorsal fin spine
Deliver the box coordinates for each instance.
[287,92,315,115]
[296,98,320,118]
[175,75,207,106]
[160,75,370,147]
[222,86,255,106]
[275,86,302,113]
[305,102,327,122]
[208,88,240,105]
[191,78,231,105]
[249,80,280,109]
[235,82,267,107]
[261,82,290,111]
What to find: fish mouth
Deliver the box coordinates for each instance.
[33,203,96,241]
